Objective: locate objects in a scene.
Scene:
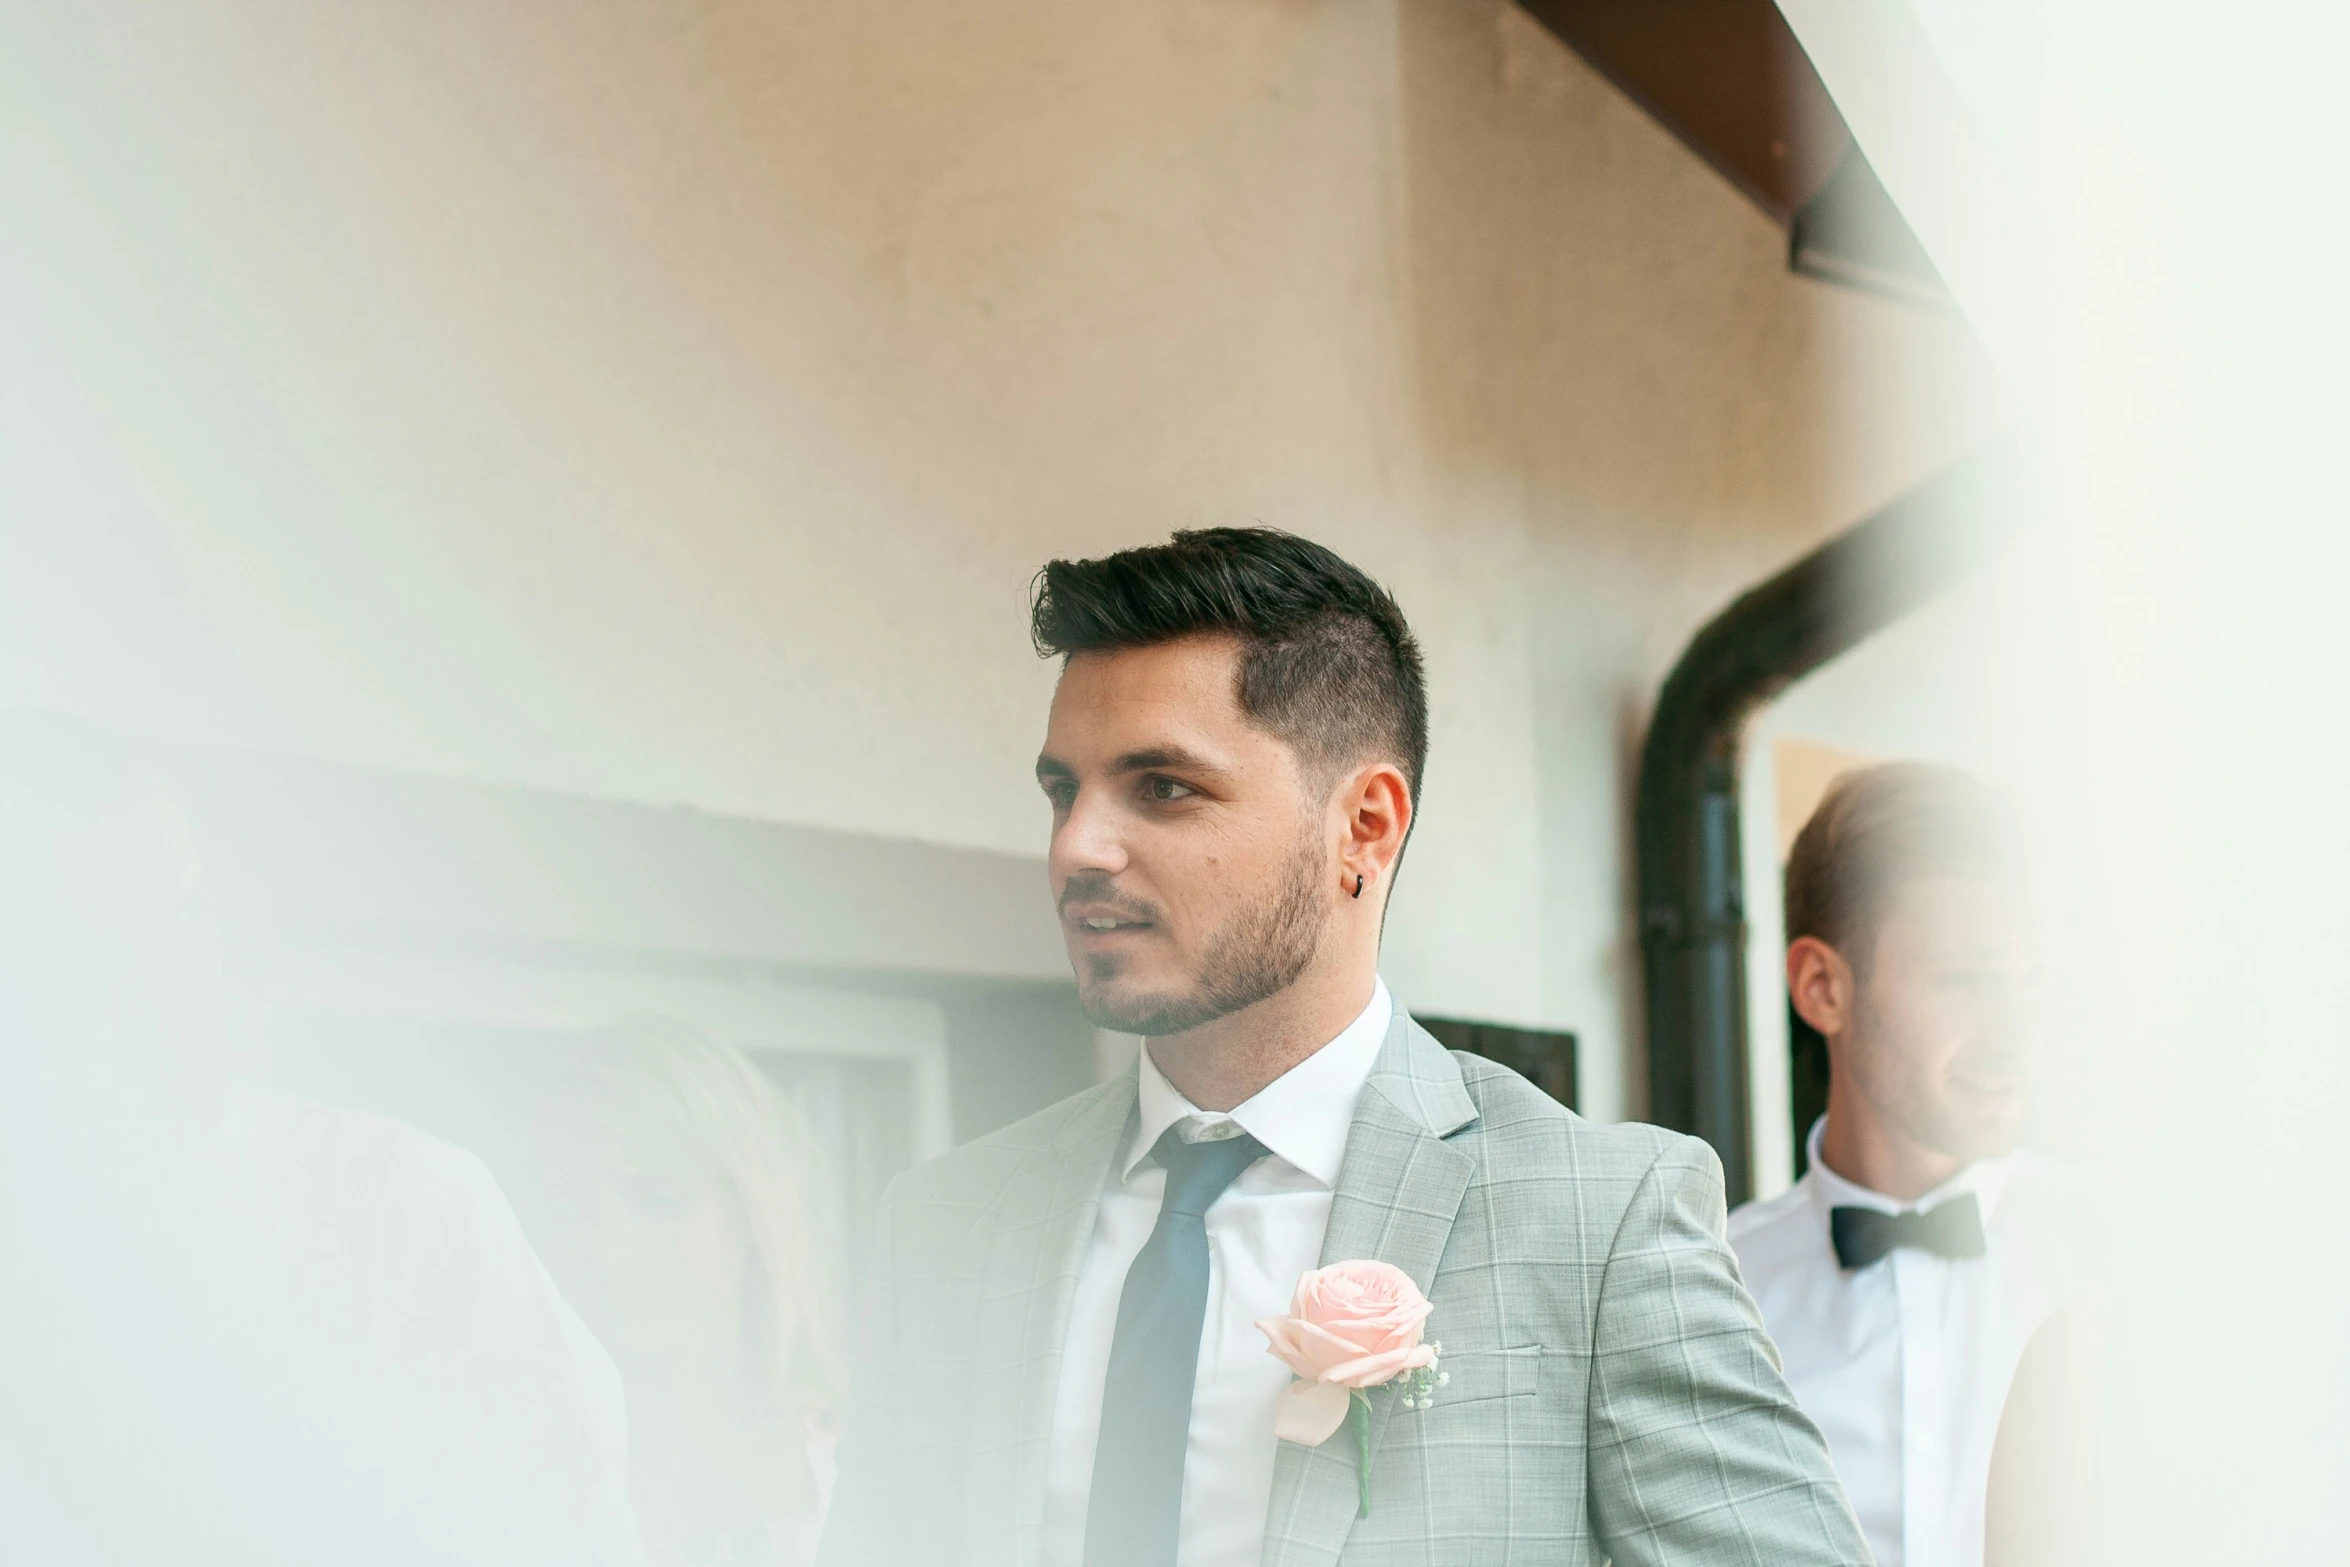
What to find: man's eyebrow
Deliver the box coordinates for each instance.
[1035,745,1231,780]
[1112,745,1223,775]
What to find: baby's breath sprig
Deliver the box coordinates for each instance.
[1397,1341,1448,1411]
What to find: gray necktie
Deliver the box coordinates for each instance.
[1082,1123,1268,1567]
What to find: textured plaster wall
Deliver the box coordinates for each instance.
[0,0,2000,1120]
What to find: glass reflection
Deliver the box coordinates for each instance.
[529,1020,842,1567]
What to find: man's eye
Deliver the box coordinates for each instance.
[1040,779,1076,809]
[1143,775,1195,803]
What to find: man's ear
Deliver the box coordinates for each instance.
[1787,935,1855,1039]
[1335,760,1412,902]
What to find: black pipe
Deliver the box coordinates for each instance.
[1636,452,2017,1206]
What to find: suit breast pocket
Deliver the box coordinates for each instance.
[1421,1344,1547,1407]
[1388,1343,1580,1453]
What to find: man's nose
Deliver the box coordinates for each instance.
[1050,789,1131,881]
[1985,972,2048,1036]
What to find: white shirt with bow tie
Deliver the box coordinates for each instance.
[1038,979,1393,1567]
[1728,1118,2083,1567]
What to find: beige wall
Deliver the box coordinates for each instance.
[0,0,2000,1121]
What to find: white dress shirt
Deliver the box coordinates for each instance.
[1728,1119,2081,1567]
[1040,979,1393,1567]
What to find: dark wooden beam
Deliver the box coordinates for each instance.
[1517,0,1852,226]
[1516,1,1948,308]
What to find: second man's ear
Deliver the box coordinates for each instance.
[1786,936,1854,1038]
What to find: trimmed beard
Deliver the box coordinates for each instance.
[1077,829,1329,1038]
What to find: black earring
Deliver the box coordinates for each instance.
[1352,874,1364,899]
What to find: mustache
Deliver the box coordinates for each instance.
[1057,872,1162,924]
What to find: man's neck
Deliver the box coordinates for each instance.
[1146,962,1378,1112]
[1816,1084,1964,1205]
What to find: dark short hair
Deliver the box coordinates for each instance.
[1030,527,1429,801]
[1784,761,2018,967]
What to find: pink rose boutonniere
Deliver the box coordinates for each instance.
[1256,1260,1446,1517]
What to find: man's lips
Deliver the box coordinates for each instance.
[1061,905,1156,942]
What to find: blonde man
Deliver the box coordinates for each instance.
[1730,764,2084,1567]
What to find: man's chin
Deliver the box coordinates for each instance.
[1929,1107,2026,1166]
[1076,982,1225,1039]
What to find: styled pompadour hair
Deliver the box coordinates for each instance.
[1029,527,1429,801]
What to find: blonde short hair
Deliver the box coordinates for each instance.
[565,1017,842,1415]
[1784,762,2018,971]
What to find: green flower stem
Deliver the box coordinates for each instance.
[1352,1390,1373,1518]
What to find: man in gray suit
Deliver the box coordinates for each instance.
[821,529,1865,1567]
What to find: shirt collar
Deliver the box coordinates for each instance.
[1801,1114,2017,1225]
[1124,978,1393,1188]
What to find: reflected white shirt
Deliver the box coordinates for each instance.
[1040,980,1392,1567]
[0,1087,636,1565]
[1728,1119,2081,1567]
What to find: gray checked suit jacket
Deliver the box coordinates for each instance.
[818,1009,1867,1567]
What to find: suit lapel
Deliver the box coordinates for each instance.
[966,1072,1137,1567]
[1263,1012,1478,1567]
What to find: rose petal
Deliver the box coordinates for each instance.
[1300,1309,1428,1359]
[1336,1342,1438,1387]
[1321,1345,1426,1388]
[1257,1315,1306,1366]
[1292,1316,1383,1366]
[1272,1379,1353,1446]
[1308,1260,1422,1303]
[1295,1265,1430,1329]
